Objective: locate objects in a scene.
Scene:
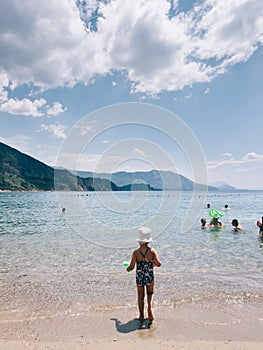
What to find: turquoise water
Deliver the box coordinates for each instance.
[1,191,263,316]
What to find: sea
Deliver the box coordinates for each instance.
[1,190,263,319]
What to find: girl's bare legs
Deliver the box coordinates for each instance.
[146,282,154,321]
[137,285,145,320]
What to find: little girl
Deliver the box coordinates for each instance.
[127,227,161,321]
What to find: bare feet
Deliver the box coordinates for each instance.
[148,310,154,321]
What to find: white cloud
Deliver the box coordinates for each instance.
[207,151,263,189]
[0,98,46,117]
[46,102,67,116]
[192,0,263,65]
[0,0,262,97]
[0,0,94,87]
[207,151,263,170]
[221,152,232,157]
[0,73,9,102]
[0,96,67,117]
[241,152,263,161]
[40,123,67,139]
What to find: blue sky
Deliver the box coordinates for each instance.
[0,0,263,189]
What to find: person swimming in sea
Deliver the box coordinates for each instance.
[256,216,263,236]
[209,217,223,229]
[231,219,243,232]
[201,218,208,229]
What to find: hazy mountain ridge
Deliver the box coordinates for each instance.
[0,141,217,191]
[212,181,237,191]
[72,170,217,191]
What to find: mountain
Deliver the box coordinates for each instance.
[55,172,120,192]
[0,141,217,192]
[0,142,118,191]
[72,169,217,191]
[0,142,55,191]
[118,183,160,191]
[212,181,237,191]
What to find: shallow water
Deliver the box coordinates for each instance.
[1,191,263,317]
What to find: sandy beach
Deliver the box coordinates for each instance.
[1,191,263,349]
[1,340,263,350]
[1,300,263,350]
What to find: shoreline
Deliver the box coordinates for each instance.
[0,302,263,349]
[1,341,263,350]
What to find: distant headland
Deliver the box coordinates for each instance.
[0,141,225,192]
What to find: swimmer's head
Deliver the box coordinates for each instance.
[201,218,206,225]
[232,219,238,227]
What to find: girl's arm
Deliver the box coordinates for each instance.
[127,251,136,272]
[152,248,161,267]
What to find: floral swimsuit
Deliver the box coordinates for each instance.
[136,247,154,286]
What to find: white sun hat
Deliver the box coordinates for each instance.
[136,227,153,243]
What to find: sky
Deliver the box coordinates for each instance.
[0,0,263,189]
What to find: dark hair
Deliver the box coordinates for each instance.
[232,219,238,227]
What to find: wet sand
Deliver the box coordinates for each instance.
[0,300,263,350]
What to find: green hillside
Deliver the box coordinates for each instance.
[0,142,55,191]
[0,142,214,192]
[0,142,119,191]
